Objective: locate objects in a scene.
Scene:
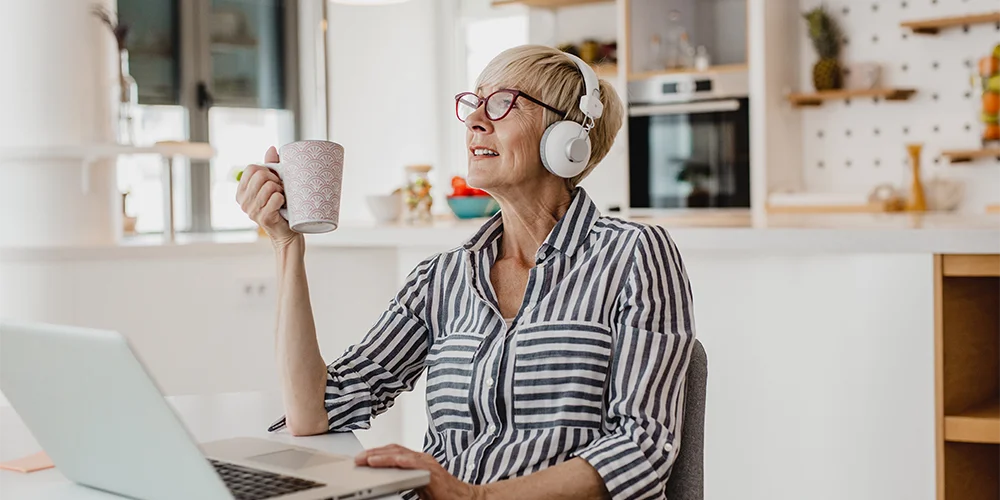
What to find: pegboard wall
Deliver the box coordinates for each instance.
[797,0,1000,212]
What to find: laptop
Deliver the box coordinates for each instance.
[0,320,429,500]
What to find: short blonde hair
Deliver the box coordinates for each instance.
[476,44,624,188]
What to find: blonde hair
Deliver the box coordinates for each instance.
[475,44,625,188]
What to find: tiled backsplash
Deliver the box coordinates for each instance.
[798,0,999,212]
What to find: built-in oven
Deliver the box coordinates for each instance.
[627,71,750,211]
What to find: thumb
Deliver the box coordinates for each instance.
[264,146,280,163]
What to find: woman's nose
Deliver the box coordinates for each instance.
[465,105,492,133]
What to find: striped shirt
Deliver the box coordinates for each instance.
[269,188,696,499]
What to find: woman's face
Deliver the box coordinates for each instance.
[464,83,548,191]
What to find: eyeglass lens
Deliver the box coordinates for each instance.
[456,91,516,122]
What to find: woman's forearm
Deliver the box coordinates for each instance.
[479,458,609,500]
[274,236,329,436]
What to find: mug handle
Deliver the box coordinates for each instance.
[261,162,288,221]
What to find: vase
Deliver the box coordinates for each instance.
[905,143,927,212]
[117,49,139,145]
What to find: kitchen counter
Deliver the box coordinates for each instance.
[1,211,997,261]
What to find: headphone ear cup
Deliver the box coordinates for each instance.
[540,120,590,178]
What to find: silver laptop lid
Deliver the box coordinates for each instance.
[0,320,232,500]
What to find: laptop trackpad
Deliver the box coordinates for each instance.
[248,449,344,471]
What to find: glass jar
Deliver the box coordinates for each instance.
[403,164,433,224]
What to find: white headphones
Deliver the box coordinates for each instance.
[540,53,605,179]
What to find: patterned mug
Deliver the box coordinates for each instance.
[263,140,344,233]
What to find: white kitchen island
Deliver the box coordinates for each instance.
[1,211,997,500]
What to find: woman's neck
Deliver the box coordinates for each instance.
[491,180,573,266]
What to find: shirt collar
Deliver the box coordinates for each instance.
[462,187,600,259]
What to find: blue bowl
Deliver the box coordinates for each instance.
[447,196,500,219]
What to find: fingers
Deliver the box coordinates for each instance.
[261,192,285,225]
[238,168,282,215]
[264,145,280,163]
[248,180,283,221]
[363,453,419,469]
[355,444,407,464]
[355,444,419,467]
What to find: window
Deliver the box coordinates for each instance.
[117,0,297,234]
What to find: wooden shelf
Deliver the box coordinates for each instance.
[946,399,1000,444]
[901,12,1000,35]
[627,63,748,82]
[942,148,1000,164]
[491,0,612,8]
[942,255,1000,278]
[787,88,917,107]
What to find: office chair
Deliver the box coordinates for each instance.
[666,338,707,500]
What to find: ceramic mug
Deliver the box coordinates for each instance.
[263,140,344,233]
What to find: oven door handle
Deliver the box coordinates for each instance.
[629,99,741,117]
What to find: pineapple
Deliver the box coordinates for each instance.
[803,6,843,91]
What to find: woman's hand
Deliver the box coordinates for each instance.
[356,444,485,500]
[236,146,299,249]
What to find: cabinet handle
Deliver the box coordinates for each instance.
[196,82,214,110]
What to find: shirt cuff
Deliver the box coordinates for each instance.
[573,429,669,500]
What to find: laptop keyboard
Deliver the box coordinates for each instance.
[210,459,325,500]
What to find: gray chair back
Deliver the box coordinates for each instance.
[665,339,707,500]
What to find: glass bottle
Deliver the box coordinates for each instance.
[664,10,683,70]
[117,49,139,145]
[403,164,433,224]
[678,32,695,69]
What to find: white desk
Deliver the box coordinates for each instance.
[0,391,402,500]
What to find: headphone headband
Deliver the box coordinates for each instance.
[562,53,604,121]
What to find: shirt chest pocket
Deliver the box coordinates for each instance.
[425,333,480,432]
[512,322,612,430]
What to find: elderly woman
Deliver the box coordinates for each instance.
[236,44,695,500]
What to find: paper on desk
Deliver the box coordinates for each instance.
[0,451,54,473]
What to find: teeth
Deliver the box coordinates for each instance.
[474,148,499,156]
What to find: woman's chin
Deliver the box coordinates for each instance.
[466,163,499,189]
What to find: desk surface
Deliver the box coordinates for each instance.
[0,391,400,500]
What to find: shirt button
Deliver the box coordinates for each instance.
[524,304,534,313]
[467,457,476,468]
[485,377,494,387]
[664,443,673,452]
[488,425,497,434]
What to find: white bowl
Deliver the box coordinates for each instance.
[366,194,401,223]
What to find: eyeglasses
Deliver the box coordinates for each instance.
[455,89,566,123]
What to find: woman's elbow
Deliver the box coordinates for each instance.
[286,415,329,436]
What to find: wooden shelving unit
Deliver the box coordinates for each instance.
[787,88,917,107]
[627,63,748,82]
[491,0,612,8]
[901,12,1000,35]
[945,399,1000,444]
[941,148,1000,164]
[935,254,1000,500]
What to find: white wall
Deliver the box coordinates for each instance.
[796,0,1000,212]
[326,0,443,221]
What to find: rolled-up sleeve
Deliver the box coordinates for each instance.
[573,225,696,500]
[269,254,438,433]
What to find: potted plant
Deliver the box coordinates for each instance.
[803,6,843,91]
